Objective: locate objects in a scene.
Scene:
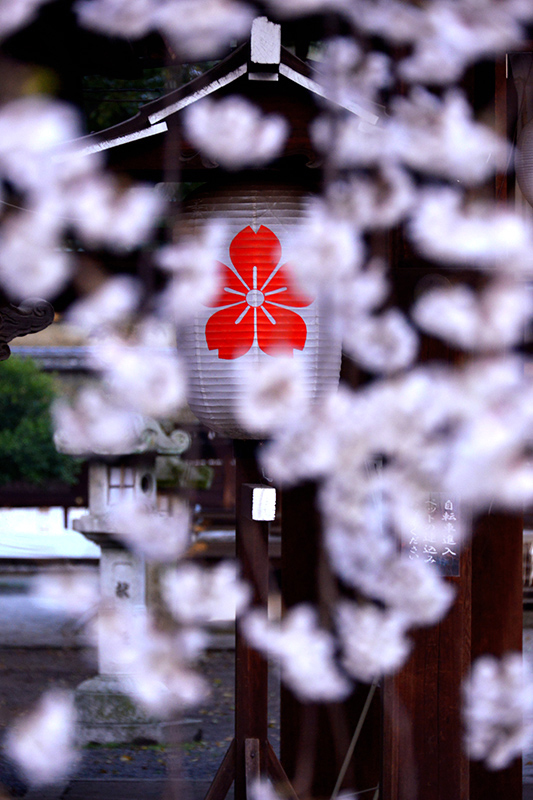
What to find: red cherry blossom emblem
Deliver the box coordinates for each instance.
[205,225,313,360]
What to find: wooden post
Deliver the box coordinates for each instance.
[234,441,269,800]
[204,440,298,800]
[382,549,471,800]
[280,481,381,799]
[469,512,523,800]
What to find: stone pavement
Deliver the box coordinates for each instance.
[1,575,533,800]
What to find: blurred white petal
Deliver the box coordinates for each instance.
[408,187,533,269]
[0,97,82,194]
[70,175,164,252]
[463,653,533,770]
[157,221,223,322]
[328,167,416,231]
[5,690,79,786]
[75,0,154,36]
[32,570,100,617]
[67,276,142,334]
[0,213,71,300]
[106,498,191,562]
[356,555,455,627]
[53,388,142,456]
[153,0,255,60]
[287,200,364,293]
[91,607,208,717]
[184,96,288,170]
[236,356,308,436]
[343,309,418,374]
[389,88,509,184]
[93,337,187,418]
[412,279,533,351]
[162,562,250,624]
[244,605,351,702]
[337,603,412,682]
[0,0,52,39]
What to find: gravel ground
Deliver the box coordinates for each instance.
[0,645,280,796]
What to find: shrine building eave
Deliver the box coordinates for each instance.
[69,17,380,171]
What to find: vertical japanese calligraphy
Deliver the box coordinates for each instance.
[407,494,460,577]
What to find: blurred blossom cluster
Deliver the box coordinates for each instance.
[5,689,79,786]
[463,653,533,769]
[2,0,533,785]
[0,97,163,300]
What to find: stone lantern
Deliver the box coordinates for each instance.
[71,422,192,744]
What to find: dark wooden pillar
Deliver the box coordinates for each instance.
[234,440,269,800]
[382,550,471,800]
[469,511,523,800]
[280,482,381,799]
[382,512,523,800]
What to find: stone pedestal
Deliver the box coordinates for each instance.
[75,675,165,745]
[73,538,200,744]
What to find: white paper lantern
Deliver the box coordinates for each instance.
[516,119,533,206]
[179,181,341,439]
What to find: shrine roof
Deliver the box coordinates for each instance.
[70,17,380,162]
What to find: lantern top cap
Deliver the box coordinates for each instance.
[56,417,191,458]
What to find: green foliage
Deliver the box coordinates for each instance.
[0,357,81,487]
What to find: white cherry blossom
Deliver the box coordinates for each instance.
[161,562,250,625]
[0,0,53,39]
[0,211,71,300]
[287,199,364,293]
[412,278,533,351]
[5,690,79,786]
[75,0,155,37]
[105,498,191,562]
[67,276,142,333]
[399,0,527,84]
[184,96,288,170]
[263,0,347,16]
[408,186,533,270]
[32,570,100,617]
[92,607,208,717]
[76,0,255,59]
[243,605,351,702]
[346,0,424,44]
[327,167,416,231]
[463,653,533,770]
[342,309,419,375]
[337,603,412,682]
[68,175,164,252]
[389,88,509,184]
[356,555,456,627]
[236,356,308,436]
[0,97,83,195]
[311,113,389,169]
[53,387,142,456]
[318,37,391,109]
[92,335,187,418]
[157,221,223,322]
[152,0,255,60]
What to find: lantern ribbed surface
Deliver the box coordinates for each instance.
[178,181,342,439]
[516,120,533,206]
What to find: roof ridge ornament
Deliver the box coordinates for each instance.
[249,17,281,82]
[0,298,54,361]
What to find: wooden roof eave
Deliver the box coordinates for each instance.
[70,25,381,161]
[73,42,250,157]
